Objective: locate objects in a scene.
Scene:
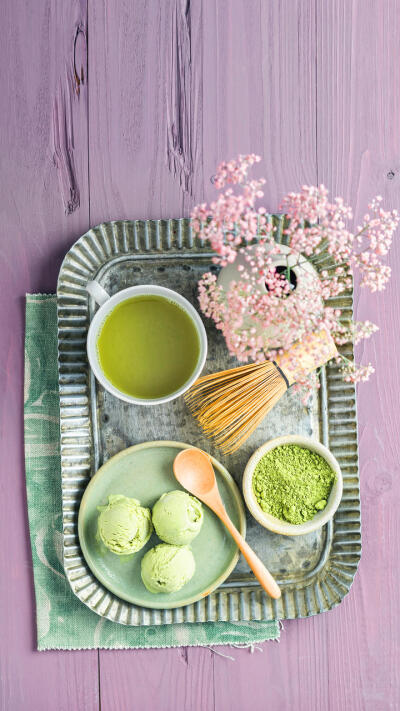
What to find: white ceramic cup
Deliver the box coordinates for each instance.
[86,281,208,406]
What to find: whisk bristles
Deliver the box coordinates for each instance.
[184,361,287,454]
[184,330,339,454]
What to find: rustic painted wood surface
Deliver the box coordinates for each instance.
[1,0,399,709]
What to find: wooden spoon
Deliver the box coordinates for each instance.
[173,448,281,599]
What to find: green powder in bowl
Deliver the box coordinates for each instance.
[252,444,336,525]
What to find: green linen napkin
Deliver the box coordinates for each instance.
[24,294,280,650]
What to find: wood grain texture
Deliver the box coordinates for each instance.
[88,0,199,224]
[1,0,400,709]
[316,2,400,709]
[0,1,98,710]
[99,647,214,711]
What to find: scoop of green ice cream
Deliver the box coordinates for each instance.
[141,543,195,594]
[152,490,203,545]
[97,494,152,555]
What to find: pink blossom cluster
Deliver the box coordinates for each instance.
[191,155,399,391]
[192,154,271,266]
[281,188,398,296]
[340,362,375,384]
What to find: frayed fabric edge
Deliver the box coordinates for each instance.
[26,293,56,301]
[38,626,281,653]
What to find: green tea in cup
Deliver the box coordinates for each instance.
[96,295,201,400]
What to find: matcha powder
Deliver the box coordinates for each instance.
[252,444,336,525]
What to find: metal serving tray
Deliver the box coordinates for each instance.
[57,218,361,626]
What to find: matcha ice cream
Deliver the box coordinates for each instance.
[97,494,152,555]
[152,490,203,545]
[141,543,195,593]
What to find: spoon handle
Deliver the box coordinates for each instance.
[220,511,281,599]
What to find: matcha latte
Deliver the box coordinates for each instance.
[96,295,201,400]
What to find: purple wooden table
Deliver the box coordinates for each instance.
[1,1,399,709]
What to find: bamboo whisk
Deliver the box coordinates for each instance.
[184,331,338,454]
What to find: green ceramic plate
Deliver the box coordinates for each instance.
[78,441,246,609]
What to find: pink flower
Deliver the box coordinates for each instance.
[340,362,375,383]
[191,155,398,393]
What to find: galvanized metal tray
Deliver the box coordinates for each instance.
[57,218,361,625]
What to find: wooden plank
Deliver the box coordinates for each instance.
[99,648,214,711]
[201,0,318,209]
[88,1,215,705]
[87,0,199,224]
[0,0,99,709]
[315,2,400,709]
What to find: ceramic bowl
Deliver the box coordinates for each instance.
[242,434,343,536]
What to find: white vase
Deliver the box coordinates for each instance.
[216,243,323,349]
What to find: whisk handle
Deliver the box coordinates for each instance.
[219,511,281,599]
[275,329,338,385]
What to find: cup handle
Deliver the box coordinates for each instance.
[86,280,110,307]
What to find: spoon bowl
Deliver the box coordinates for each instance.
[173,448,281,599]
[174,448,216,497]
